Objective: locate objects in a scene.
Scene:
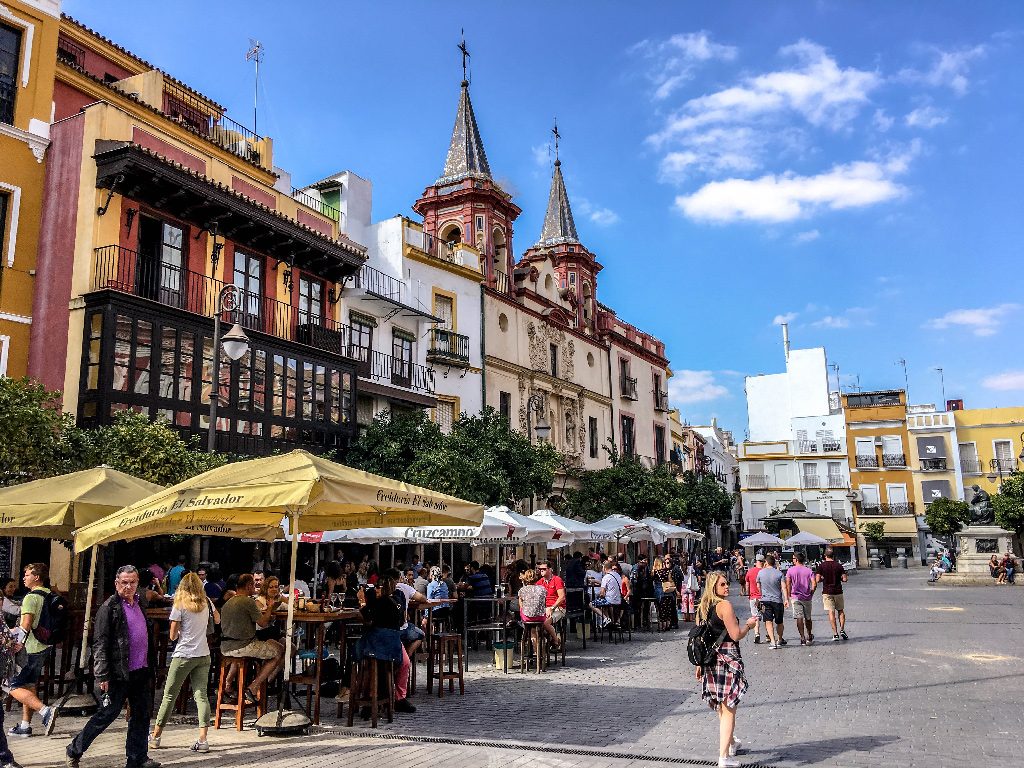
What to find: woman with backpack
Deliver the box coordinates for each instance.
[694,570,758,768]
[150,572,219,753]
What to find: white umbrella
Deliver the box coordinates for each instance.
[531,509,611,542]
[639,517,704,541]
[487,506,573,548]
[740,531,785,547]
[592,514,661,544]
[786,530,831,546]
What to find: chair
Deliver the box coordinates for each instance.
[214,656,267,731]
[345,655,393,728]
[519,623,548,674]
[428,632,464,697]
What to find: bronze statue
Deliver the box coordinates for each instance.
[968,485,995,526]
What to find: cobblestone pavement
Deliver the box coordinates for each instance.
[14,569,1023,767]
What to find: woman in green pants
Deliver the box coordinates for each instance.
[151,572,219,753]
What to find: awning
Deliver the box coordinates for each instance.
[860,516,919,536]
[792,517,845,543]
[917,436,947,459]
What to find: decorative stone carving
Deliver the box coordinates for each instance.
[517,374,528,433]
[564,399,576,450]
[577,392,587,456]
[563,339,575,379]
[527,320,574,378]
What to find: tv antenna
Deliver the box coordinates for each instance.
[246,39,264,134]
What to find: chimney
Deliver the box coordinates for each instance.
[781,323,791,361]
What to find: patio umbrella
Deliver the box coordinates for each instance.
[786,530,831,546]
[73,449,483,728]
[739,532,786,547]
[0,465,163,539]
[592,514,661,544]
[639,517,705,542]
[530,509,612,542]
[487,507,572,548]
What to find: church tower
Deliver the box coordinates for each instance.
[413,40,521,291]
[521,125,602,332]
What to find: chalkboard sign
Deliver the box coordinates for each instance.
[0,538,11,581]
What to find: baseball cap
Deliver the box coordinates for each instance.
[755,553,765,562]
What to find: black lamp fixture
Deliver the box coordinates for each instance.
[207,286,250,453]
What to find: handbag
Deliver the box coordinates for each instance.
[661,579,677,594]
[685,570,699,592]
[206,599,217,636]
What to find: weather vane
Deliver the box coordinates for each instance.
[552,118,561,164]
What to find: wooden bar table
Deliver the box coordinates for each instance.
[280,608,359,725]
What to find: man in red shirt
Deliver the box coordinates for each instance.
[744,552,764,644]
[536,560,566,639]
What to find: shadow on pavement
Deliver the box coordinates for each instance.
[748,733,902,766]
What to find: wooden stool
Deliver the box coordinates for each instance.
[346,656,393,728]
[433,632,464,697]
[519,623,547,674]
[214,656,266,731]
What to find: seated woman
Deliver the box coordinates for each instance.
[518,569,560,648]
[423,566,450,630]
[1001,552,1017,585]
[354,568,415,716]
[928,558,945,583]
[989,554,1004,581]
[254,576,284,641]
[140,569,171,606]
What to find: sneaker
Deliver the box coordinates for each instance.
[394,698,417,714]
[129,759,161,768]
[753,635,761,644]
[718,757,741,767]
[7,724,31,738]
[839,630,848,640]
[832,634,840,642]
[770,642,779,650]
[42,706,59,737]
[800,639,806,646]
[808,633,814,643]
[779,637,787,646]
[728,737,742,756]
[149,735,161,749]
[65,755,80,768]
[189,741,209,753]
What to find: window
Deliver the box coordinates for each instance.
[994,439,1014,471]
[620,415,635,458]
[655,425,666,464]
[0,193,8,254]
[348,319,372,371]
[233,250,262,324]
[434,294,454,330]
[802,463,818,487]
[392,332,413,386]
[750,501,767,527]
[569,272,576,286]
[958,442,980,474]
[589,416,598,458]
[434,399,455,434]
[860,484,880,511]
[137,217,184,303]
[475,215,484,236]
[298,276,323,326]
[0,23,21,125]
[499,391,511,420]
[550,343,558,377]
[827,461,843,486]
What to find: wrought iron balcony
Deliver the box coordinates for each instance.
[861,502,915,516]
[746,474,769,489]
[426,328,470,366]
[353,263,404,303]
[991,457,1016,473]
[368,349,434,394]
[57,34,86,69]
[620,376,638,400]
[920,457,948,471]
[162,82,266,168]
[798,439,844,454]
[882,453,907,468]
[855,454,879,468]
[822,439,843,452]
[826,474,846,488]
[802,475,821,489]
[291,187,341,223]
[654,390,670,411]
[960,458,982,474]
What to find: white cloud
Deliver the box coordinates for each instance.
[925,303,1019,337]
[675,157,908,223]
[873,108,894,132]
[900,45,987,96]
[773,312,797,325]
[574,197,620,227]
[809,306,873,329]
[531,143,551,168]
[905,106,948,129]
[633,32,738,101]
[794,229,820,243]
[668,370,730,405]
[812,315,850,329]
[982,371,1024,391]
[657,127,761,182]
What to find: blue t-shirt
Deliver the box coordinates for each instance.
[167,565,186,595]
[466,572,493,598]
[426,580,449,600]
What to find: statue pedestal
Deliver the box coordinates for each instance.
[942,526,1016,585]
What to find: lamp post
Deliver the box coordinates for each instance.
[524,393,551,514]
[208,285,250,453]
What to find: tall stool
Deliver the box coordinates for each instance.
[519,623,547,674]
[346,655,393,728]
[214,656,266,731]
[430,632,464,697]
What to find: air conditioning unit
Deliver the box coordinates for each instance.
[874,436,884,446]
[848,489,863,502]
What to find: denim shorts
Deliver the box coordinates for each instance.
[5,648,51,691]
[399,624,425,645]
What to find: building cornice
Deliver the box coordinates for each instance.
[483,355,612,406]
[0,119,49,162]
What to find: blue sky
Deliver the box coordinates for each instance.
[65,1,1024,437]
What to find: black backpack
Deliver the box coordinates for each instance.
[30,589,69,647]
[686,620,727,667]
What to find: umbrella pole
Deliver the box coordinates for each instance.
[283,509,299,690]
[79,546,98,669]
[312,543,319,600]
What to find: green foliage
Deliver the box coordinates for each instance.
[346,407,560,507]
[924,497,971,539]
[0,377,79,485]
[860,520,886,542]
[993,472,1024,539]
[678,470,735,531]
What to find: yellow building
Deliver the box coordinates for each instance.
[906,404,961,525]
[0,0,59,377]
[843,390,923,565]
[953,407,1024,495]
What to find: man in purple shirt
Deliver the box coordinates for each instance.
[66,565,159,768]
[785,552,817,646]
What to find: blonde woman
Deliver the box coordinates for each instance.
[695,571,758,768]
[151,572,218,753]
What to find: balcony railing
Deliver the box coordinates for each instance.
[291,187,341,223]
[368,349,434,394]
[882,453,906,468]
[426,328,470,365]
[797,439,844,454]
[826,474,846,488]
[493,270,510,295]
[960,458,982,474]
[920,457,948,471]
[746,474,769,489]
[654,390,669,411]
[801,475,821,489]
[992,457,1016,473]
[861,502,916,516]
[162,82,265,167]
[621,377,638,400]
[90,245,353,354]
[353,263,404,303]
[57,34,86,69]
[855,454,879,468]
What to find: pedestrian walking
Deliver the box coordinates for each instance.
[756,554,787,649]
[695,571,758,768]
[66,565,159,768]
[6,563,59,739]
[814,547,848,641]
[0,619,24,768]
[785,553,815,645]
[150,572,219,753]
[743,553,764,644]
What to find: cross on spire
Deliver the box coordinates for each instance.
[458,31,470,84]
[552,118,561,165]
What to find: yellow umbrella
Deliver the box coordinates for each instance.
[0,465,164,539]
[72,449,484,714]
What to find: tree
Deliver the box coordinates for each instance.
[860,520,886,543]
[677,470,735,532]
[0,377,78,485]
[993,472,1024,541]
[565,458,678,523]
[344,409,443,483]
[924,497,971,541]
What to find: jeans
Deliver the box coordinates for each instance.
[1007,567,1016,584]
[68,668,152,767]
[155,655,211,727]
[0,704,12,764]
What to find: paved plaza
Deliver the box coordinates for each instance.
[15,569,1023,768]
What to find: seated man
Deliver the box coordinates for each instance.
[536,560,566,643]
[220,573,285,704]
[589,560,623,628]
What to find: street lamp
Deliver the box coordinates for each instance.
[208,285,250,452]
[524,393,550,514]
